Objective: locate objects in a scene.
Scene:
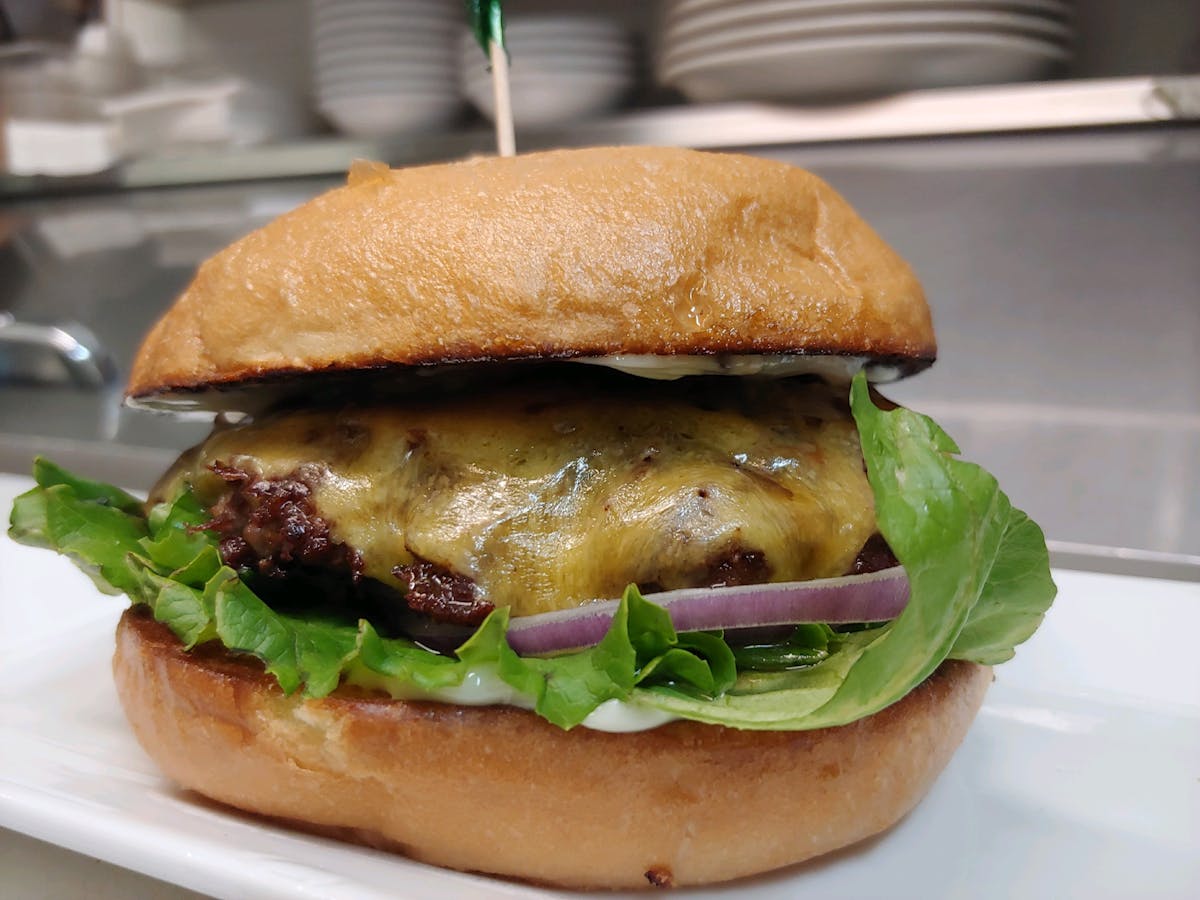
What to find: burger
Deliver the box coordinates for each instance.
[9,147,1055,889]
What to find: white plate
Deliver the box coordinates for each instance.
[461,69,635,91]
[661,31,1069,101]
[316,86,461,105]
[460,57,635,81]
[315,51,456,68]
[315,62,459,82]
[666,0,1073,20]
[662,9,1074,67]
[316,85,460,106]
[2,471,1198,898]
[315,67,459,85]
[310,0,453,14]
[456,33,634,58]
[481,16,627,41]
[462,73,633,127]
[313,18,457,38]
[315,63,459,82]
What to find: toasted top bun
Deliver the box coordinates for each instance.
[115,609,989,889]
[128,147,934,401]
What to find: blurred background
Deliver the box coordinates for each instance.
[0,0,1197,574]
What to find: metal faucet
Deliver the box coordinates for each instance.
[0,311,117,388]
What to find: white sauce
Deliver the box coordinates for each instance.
[345,663,679,732]
[571,353,868,381]
[127,354,909,414]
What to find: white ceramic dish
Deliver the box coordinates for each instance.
[661,9,1074,68]
[462,77,633,128]
[316,71,460,90]
[314,43,458,62]
[454,14,635,128]
[316,95,460,136]
[316,73,459,94]
[316,95,461,118]
[460,58,635,84]
[475,16,627,40]
[313,19,457,41]
[665,0,1073,22]
[662,30,1069,101]
[457,39,634,61]
[316,65,459,86]
[309,0,451,13]
[2,470,1197,899]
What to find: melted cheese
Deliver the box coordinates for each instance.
[185,378,876,617]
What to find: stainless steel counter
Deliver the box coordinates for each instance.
[1,126,1197,565]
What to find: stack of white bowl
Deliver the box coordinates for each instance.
[658,0,1076,103]
[459,15,636,128]
[312,0,460,138]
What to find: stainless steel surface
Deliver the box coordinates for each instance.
[769,130,1200,562]
[0,126,1196,575]
[1046,541,1200,583]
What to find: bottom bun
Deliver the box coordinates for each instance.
[113,608,991,889]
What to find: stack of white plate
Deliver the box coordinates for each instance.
[312,0,460,137]
[459,15,635,128]
[658,0,1076,103]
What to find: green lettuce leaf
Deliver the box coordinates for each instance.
[631,373,1055,728]
[8,370,1056,734]
[6,465,734,729]
[951,507,1055,664]
[34,457,142,514]
[17,482,150,598]
[632,627,881,728]
[730,623,835,671]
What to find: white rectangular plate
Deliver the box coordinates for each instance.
[1,473,1197,898]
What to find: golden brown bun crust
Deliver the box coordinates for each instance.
[114,609,989,889]
[128,147,934,399]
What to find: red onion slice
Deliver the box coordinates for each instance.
[506,566,909,656]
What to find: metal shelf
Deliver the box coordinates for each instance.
[3,75,1199,195]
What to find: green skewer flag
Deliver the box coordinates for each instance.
[464,0,514,156]
[465,0,506,55]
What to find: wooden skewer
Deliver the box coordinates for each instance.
[489,39,516,157]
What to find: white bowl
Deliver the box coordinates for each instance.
[457,41,636,68]
[317,92,460,137]
[317,81,460,104]
[660,30,1068,101]
[310,0,453,16]
[463,49,634,71]
[313,17,457,40]
[660,9,1073,70]
[461,60,634,89]
[316,54,458,75]
[455,22,637,99]
[317,74,460,96]
[316,56,456,78]
[317,62,459,83]
[462,71,632,127]
[460,32,634,54]
[315,39,454,58]
[485,15,627,40]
